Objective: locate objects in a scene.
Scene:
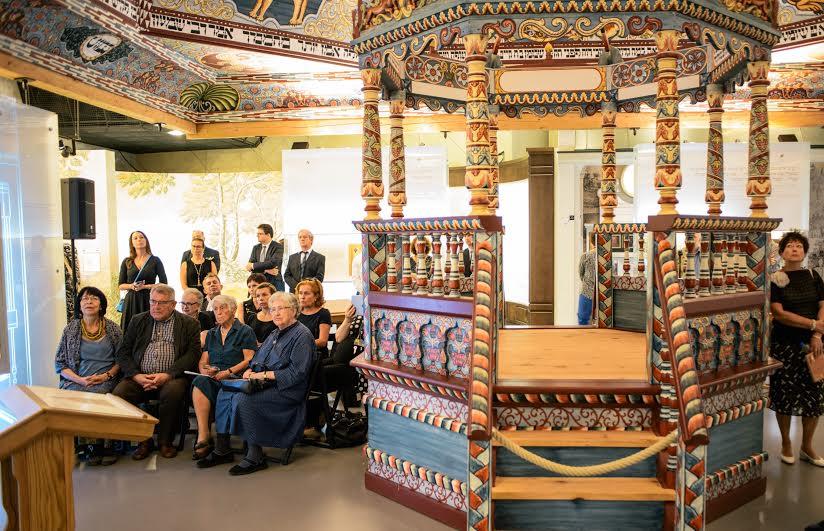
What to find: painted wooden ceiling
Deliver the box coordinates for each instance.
[0,0,821,136]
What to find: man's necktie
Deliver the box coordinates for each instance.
[300,252,307,279]
[260,244,267,263]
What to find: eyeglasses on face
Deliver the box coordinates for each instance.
[149,299,175,306]
[268,306,292,314]
[80,295,100,302]
[179,301,200,308]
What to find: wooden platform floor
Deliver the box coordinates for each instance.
[497,328,648,382]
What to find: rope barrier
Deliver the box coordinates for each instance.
[491,428,679,477]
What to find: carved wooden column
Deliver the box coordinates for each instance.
[705,84,725,216]
[747,61,771,218]
[600,101,618,223]
[388,97,407,218]
[463,33,492,215]
[488,108,500,212]
[654,30,682,215]
[361,68,383,220]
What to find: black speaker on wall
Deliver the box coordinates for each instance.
[61,178,96,239]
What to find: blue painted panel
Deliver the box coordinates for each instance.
[494,500,664,530]
[367,406,468,479]
[496,446,656,478]
[707,411,764,472]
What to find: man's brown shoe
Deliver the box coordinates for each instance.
[132,439,154,461]
[159,444,178,459]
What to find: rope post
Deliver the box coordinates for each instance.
[361,68,383,220]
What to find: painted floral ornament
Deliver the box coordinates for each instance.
[771,270,789,288]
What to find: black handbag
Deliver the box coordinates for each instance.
[220,378,274,394]
[327,412,367,447]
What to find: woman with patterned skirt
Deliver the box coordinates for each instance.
[770,231,824,467]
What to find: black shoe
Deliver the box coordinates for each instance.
[229,458,268,476]
[196,451,234,469]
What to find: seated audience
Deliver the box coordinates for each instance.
[180,229,220,273]
[196,292,314,475]
[55,286,123,465]
[113,285,200,460]
[180,237,217,294]
[179,287,216,332]
[246,283,277,344]
[296,278,331,357]
[284,229,325,291]
[201,273,222,312]
[191,295,256,460]
[237,273,266,324]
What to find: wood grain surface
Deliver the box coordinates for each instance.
[492,477,673,501]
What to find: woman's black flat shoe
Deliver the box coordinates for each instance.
[196,451,234,469]
[228,459,268,476]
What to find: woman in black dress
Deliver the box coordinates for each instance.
[246,283,276,344]
[237,273,266,324]
[296,278,331,358]
[179,237,216,295]
[118,231,167,331]
[770,231,824,467]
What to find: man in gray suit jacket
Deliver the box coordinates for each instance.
[284,229,325,292]
[113,285,200,460]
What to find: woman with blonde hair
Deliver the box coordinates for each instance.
[180,237,217,295]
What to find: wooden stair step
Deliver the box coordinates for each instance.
[493,430,663,448]
[492,477,673,501]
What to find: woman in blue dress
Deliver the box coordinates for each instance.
[196,291,315,475]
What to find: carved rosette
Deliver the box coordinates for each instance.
[488,111,500,212]
[388,99,407,218]
[463,34,492,215]
[705,84,725,216]
[747,61,771,218]
[361,68,384,220]
[600,101,618,223]
[654,30,683,215]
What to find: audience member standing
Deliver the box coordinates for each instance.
[118,230,167,332]
[181,230,220,273]
[201,273,223,312]
[113,285,200,460]
[284,229,325,292]
[246,224,284,292]
[180,237,217,295]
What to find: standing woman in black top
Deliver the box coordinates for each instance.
[118,231,167,332]
[770,231,824,467]
[246,283,277,345]
[296,278,331,357]
[180,237,216,295]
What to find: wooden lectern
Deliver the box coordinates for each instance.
[0,385,157,530]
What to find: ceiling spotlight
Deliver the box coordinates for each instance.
[167,130,185,137]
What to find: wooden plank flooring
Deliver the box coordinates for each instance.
[497,328,648,381]
[492,477,673,501]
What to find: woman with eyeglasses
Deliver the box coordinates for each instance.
[54,286,123,465]
[180,237,217,296]
[237,273,267,324]
[296,278,331,358]
[197,292,314,475]
[246,282,277,345]
[118,230,167,332]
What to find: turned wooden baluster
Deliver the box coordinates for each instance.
[711,234,725,295]
[401,235,413,294]
[737,233,749,292]
[431,233,444,296]
[387,236,398,292]
[684,232,697,298]
[698,232,711,297]
[447,233,460,298]
[623,235,631,276]
[725,234,737,294]
[415,235,428,295]
[637,235,646,275]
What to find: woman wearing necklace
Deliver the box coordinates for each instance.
[770,231,824,467]
[180,237,217,296]
[54,286,123,464]
[118,230,167,331]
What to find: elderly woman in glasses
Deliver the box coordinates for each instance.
[197,291,315,475]
[190,295,256,459]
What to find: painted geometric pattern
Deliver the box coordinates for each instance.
[746,232,768,291]
[669,217,781,232]
[354,217,490,233]
[609,47,708,88]
[614,275,647,291]
[468,440,490,531]
[364,394,467,434]
[705,452,767,499]
[356,366,468,401]
[593,223,647,234]
[494,393,658,406]
[368,234,387,292]
[705,398,767,428]
[369,308,472,378]
[703,382,765,415]
[495,406,654,430]
[369,380,468,420]
[405,55,467,89]
[469,232,497,437]
[361,234,372,360]
[685,309,765,372]
[365,447,468,506]
[597,233,613,328]
[680,442,707,531]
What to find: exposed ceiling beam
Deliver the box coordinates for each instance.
[0,51,197,134]
[191,110,824,139]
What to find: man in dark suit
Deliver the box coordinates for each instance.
[284,228,325,292]
[462,234,473,277]
[113,284,200,460]
[245,223,284,291]
[180,229,220,272]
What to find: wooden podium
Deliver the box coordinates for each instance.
[0,385,157,530]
